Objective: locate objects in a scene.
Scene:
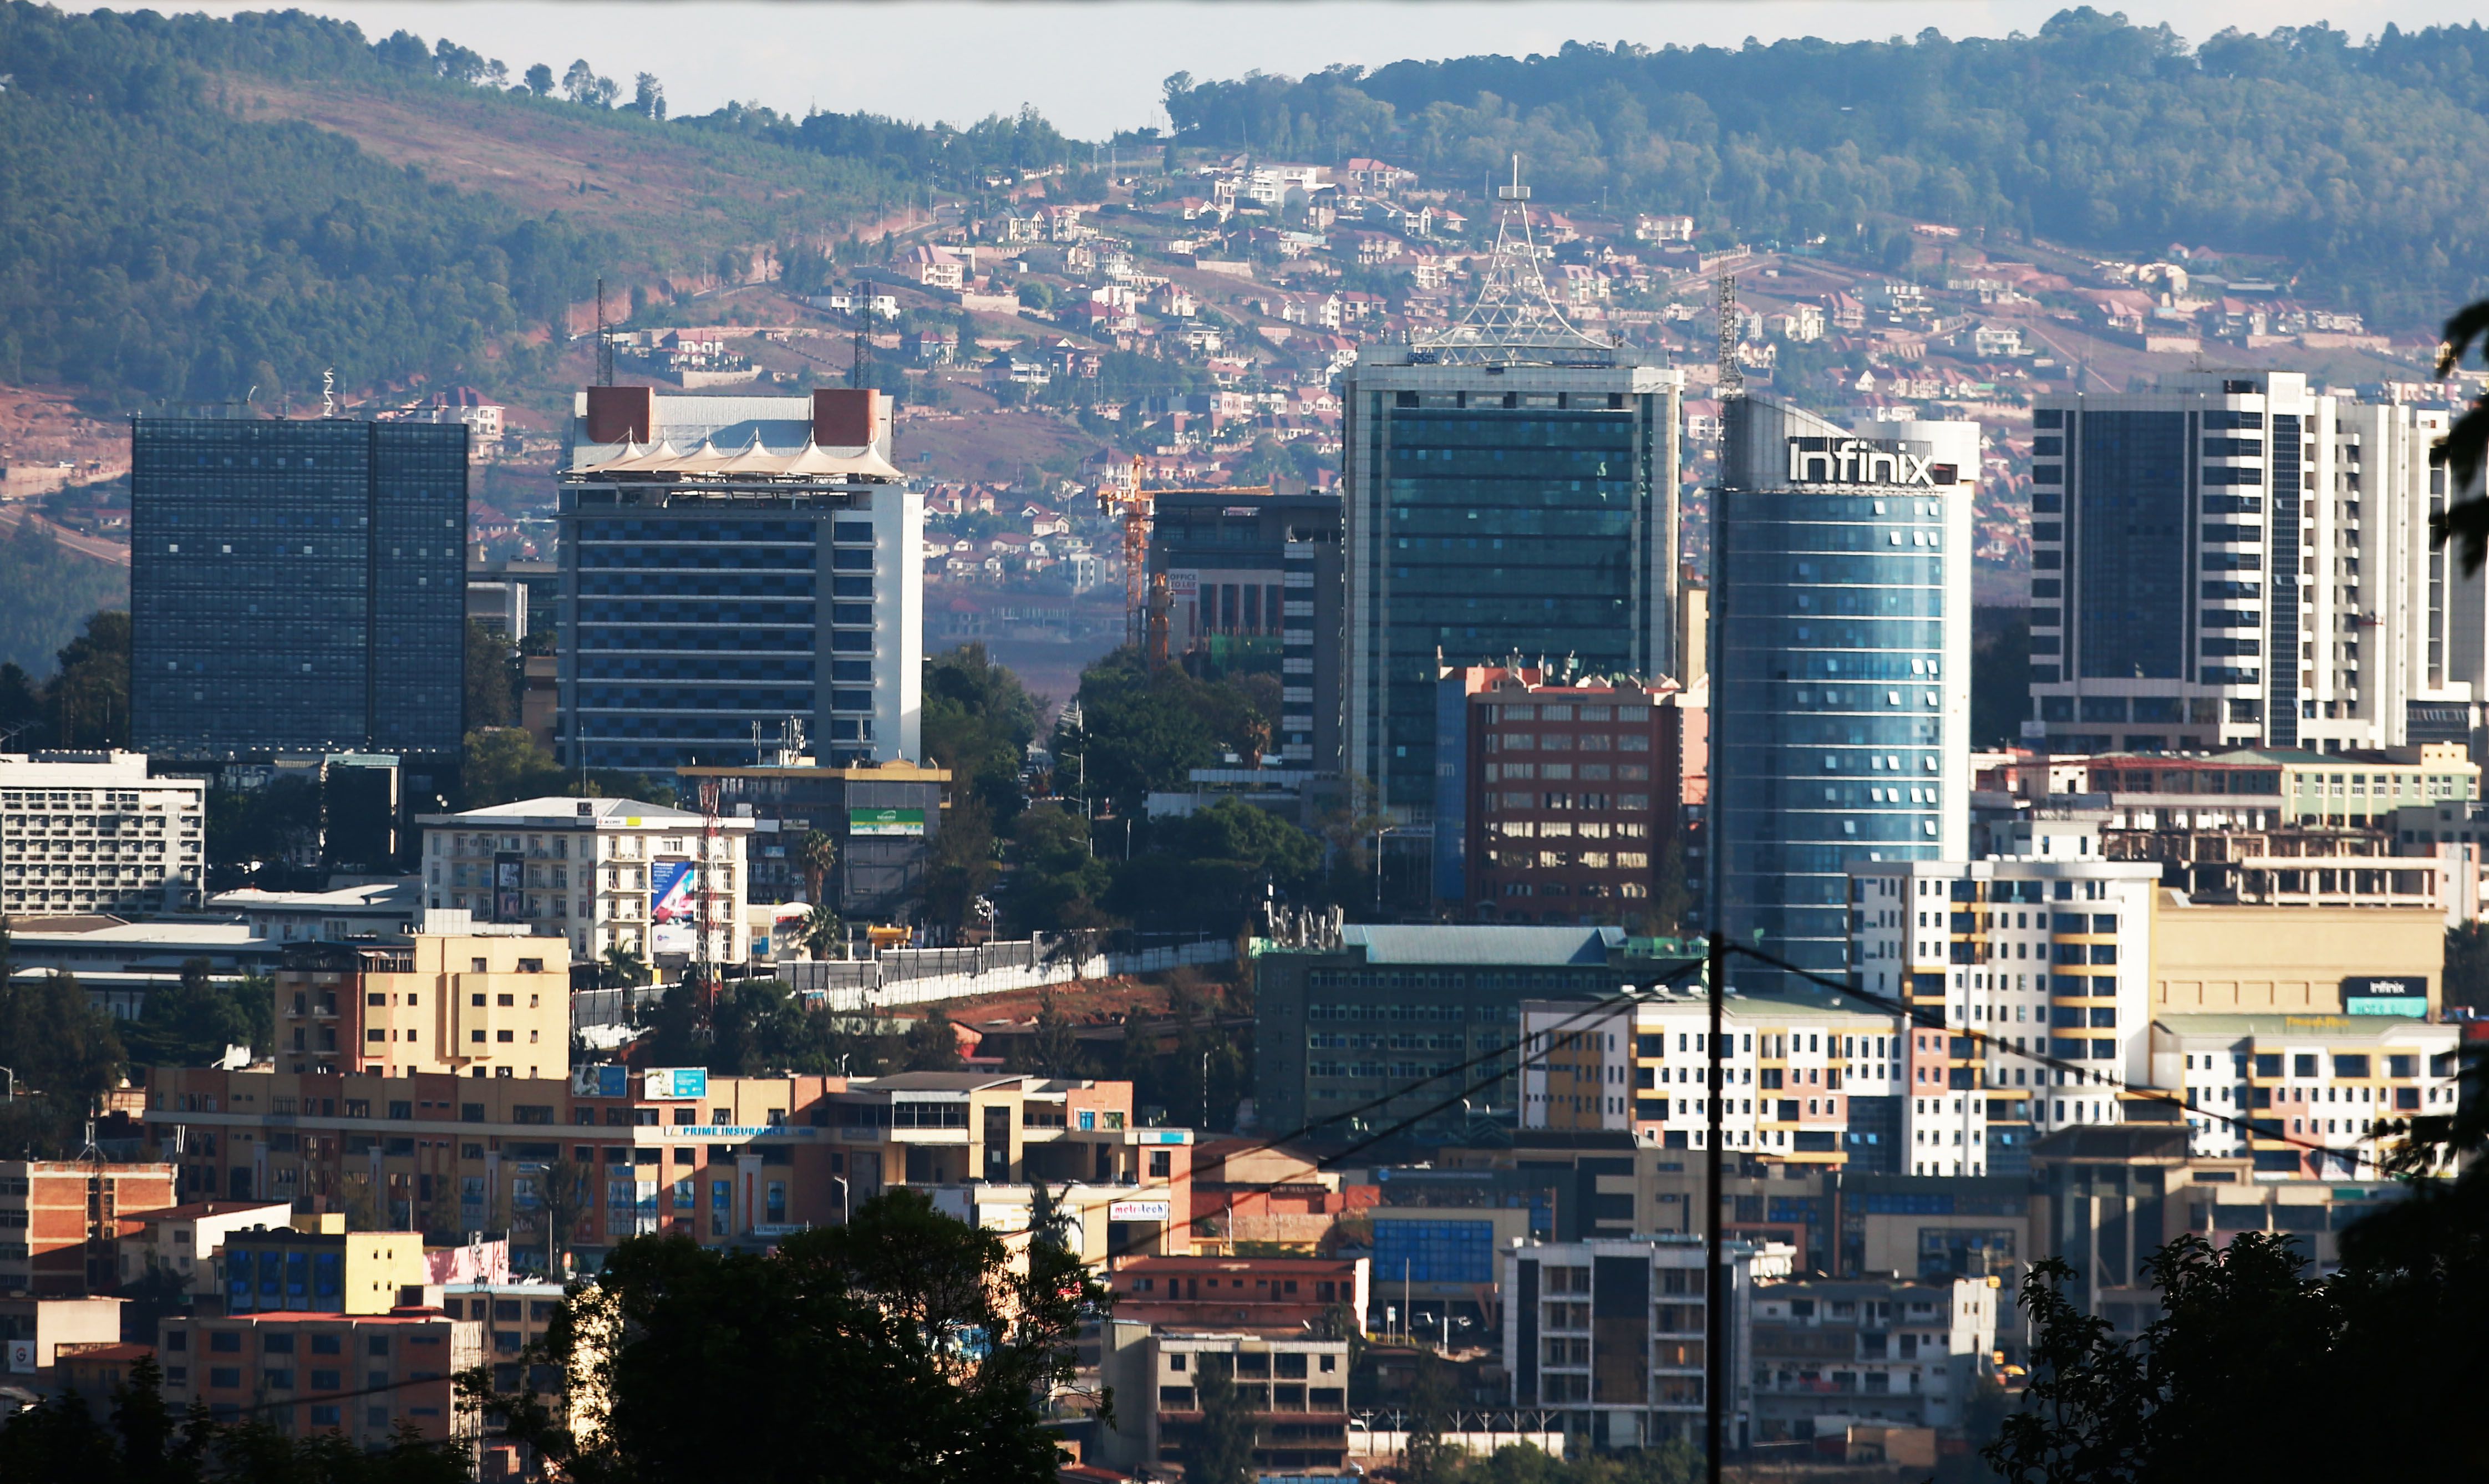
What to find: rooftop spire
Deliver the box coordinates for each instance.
[1413,156,1613,365]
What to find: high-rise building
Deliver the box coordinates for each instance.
[1145,489,1342,768]
[2028,372,2468,754]
[1710,398,1979,987]
[130,417,467,758]
[1340,187,1684,822]
[557,387,922,771]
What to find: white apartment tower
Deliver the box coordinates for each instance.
[0,751,204,916]
[2029,372,2467,754]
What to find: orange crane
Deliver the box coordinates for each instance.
[1106,455,1274,672]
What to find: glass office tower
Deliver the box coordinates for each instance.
[130,417,467,758]
[1710,398,1976,987]
[558,386,922,771]
[1340,351,1684,820]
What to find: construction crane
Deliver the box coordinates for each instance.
[1106,456,1276,672]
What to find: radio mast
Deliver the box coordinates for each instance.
[1715,268,1743,396]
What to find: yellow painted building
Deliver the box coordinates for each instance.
[275,931,572,1079]
[2150,891,2442,1015]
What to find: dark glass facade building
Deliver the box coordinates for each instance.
[1709,398,1976,988]
[558,387,922,773]
[130,417,466,758]
[1146,489,1343,768]
[1340,350,1684,821]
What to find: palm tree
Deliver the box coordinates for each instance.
[797,829,839,907]
[601,944,650,989]
[802,901,844,960]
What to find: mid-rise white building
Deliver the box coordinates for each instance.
[1848,830,2162,1175]
[415,796,752,966]
[2150,1012,2460,1171]
[2030,372,2471,754]
[0,751,204,917]
[1520,992,1905,1168]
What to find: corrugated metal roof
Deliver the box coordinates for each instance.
[1341,924,1623,965]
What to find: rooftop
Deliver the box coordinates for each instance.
[1339,924,1625,965]
[417,796,726,828]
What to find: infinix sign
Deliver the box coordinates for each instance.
[1786,436,1957,487]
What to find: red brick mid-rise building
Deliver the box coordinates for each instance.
[158,1308,481,1445]
[1440,666,1706,925]
[1106,1254,1369,1331]
[0,1160,176,1295]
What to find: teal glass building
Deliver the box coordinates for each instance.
[1709,398,1977,985]
[1340,349,1684,824]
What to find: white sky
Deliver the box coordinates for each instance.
[175,0,2489,139]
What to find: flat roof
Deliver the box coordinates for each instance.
[1340,924,1623,965]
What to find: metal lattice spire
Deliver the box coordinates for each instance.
[1414,156,1613,365]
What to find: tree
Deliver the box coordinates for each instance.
[1025,989,1083,1077]
[2446,922,2489,1010]
[801,902,844,960]
[0,1355,470,1483]
[796,830,839,907]
[631,73,666,120]
[461,728,567,809]
[465,619,517,730]
[1179,1357,1258,1484]
[522,62,555,96]
[898,1007,964,1071]
[601,946,651,990]
[125,958,264,1070]
[470,1188,1105,1484]
[1002,804,1114,938]
[1400,1351,1461,1484]
[47,610,129,749]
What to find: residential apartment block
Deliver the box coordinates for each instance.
[2029,372,2475,753]
[1503,1235,1780,1453]
[1102,1329,1352,1476]
[417,795,753,967]
[156,1308,480,1444]
[1748,1275,1997,1437]
[274,931,571,1079]
[0,750,205,917]
[558,385,923,771]
[2150,1013,2459,1172]
[143,1068,1190,1266]
[677,757,947,917]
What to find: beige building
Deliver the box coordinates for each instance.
[417,796,753,967]
[0,750,204,917]
[115,1198,297,1295]
[274,925,571,1079]
[2151,892,2443,1015]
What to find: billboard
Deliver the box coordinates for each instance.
[650,861,698,954]
[849,807,926,837]
[494,851,525,923]
[572,1065,632,1099]
[643,1068,709,1100]
[1107,1199,1171,1222]
[2343,975,2429,1017]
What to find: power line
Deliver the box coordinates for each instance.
[1723,940,2413,1178]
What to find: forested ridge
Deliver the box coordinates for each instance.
[0,4,1066,407]
[1167,8,2489,326]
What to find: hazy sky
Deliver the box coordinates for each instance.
[179,0,2489,138]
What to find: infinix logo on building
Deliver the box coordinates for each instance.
[1786,436,1958,487]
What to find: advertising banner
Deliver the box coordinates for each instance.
[848,807,927,837]
[494,852,525,923]
[651,861,698,953]
[643,1068,709,1100]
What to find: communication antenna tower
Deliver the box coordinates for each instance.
[596,277,615,387]
[321,368,336,419]
[1716,268,1744,395]
[852,291,872,389]
[695,780,723,1016]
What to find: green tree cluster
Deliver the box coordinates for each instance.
[0,608,130,751]
[1165,14,2489,325]
[1053,649,1274,815]
[0,527,126,690]
[0,928,130,1155]
[918,643,1042,931]
[1984,1096,2489,1481]
[0,1355,470,1484]
[472,1188,1105,1484]
[124,958,272,1069]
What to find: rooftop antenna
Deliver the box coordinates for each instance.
[321,368,336,420]
[596,278,616,388]
[1716,268,1745,396]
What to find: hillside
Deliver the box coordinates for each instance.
[1167,11,2489,328]
[0,511,126,680]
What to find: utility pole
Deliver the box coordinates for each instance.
[1705,928,1727,1484]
